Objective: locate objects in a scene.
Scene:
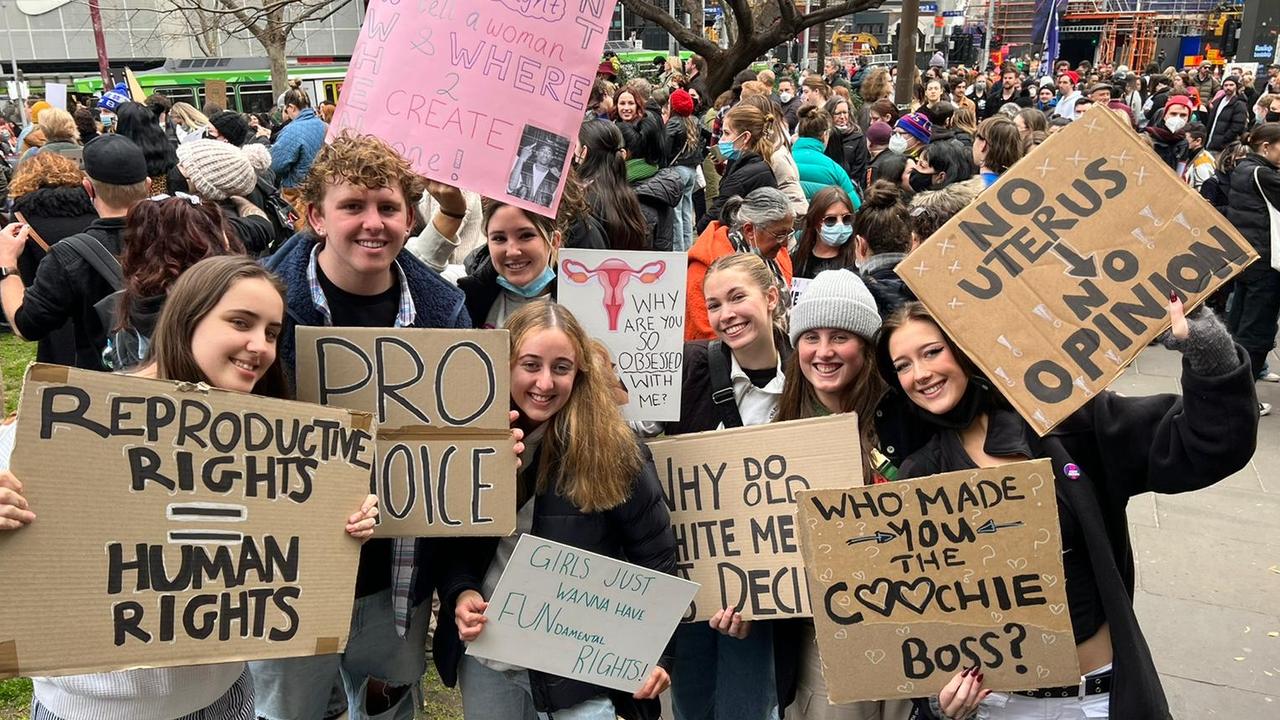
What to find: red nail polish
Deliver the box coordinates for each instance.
[1170,291,1178,302]
[977,673,984,683]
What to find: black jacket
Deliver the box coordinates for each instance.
[1207,94,1249,151]
[827,127,870,192]
[433,444,677,718]
[13,216,125,370]
[633,168,683,252]
[899,351,1258,720]
[665,117,708,169]
[697,152,777,233]
[983,87,1031,119]
[1224,153,1280,262]
[1145,126,1188,171]
[858,252,915,318]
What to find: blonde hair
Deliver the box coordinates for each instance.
[38,108,79,143]
[170,102,210,129]
[505,300,640,512]
[705,252,785,329]
[727,98,779,158]
[861,68,892,102]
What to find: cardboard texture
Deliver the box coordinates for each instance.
[295,327,516,537]
[557,249,687,422]
[898,105,1257,434]
[124,68,147,103]
[330,0,619,218]
[203,79,228,110]
[796,459,1078,702]
[646,414,864,621]
[0,365,374,679]
[466,535,698,693]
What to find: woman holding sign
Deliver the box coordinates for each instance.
[876,300,1258,719]
[437,299,677,720]
[0,255,380,720]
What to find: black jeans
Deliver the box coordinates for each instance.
[1227,260,1280,378]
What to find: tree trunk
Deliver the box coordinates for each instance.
[268,40,289,99]
[703,38,769,99]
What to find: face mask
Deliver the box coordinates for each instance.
[908,169,935,193]
[1268,111,1280,123]
[888,134,909,154]
[497,265,555,298]
[718,138,739,160]
[819,224,853,246]
[779,91,793,103]
[1164,115,1187,133]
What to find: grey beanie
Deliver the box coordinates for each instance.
[789,269,882,346]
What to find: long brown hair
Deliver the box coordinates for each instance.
[793,186,858,274]
[146,256,289,398]
[875,301,982,387]
[505,300,640,512]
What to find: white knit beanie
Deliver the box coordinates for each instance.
[176,139,256,201]
[789,269,882,346]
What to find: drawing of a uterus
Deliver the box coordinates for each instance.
[561,258,666,330]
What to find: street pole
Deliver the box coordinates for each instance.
[803,0,812,71]
[88,0,111,87]
[895,1,919,106]
[982,0,995,69]
[1,0,27,126]
[668,0,677,55]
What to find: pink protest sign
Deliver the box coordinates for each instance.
[332,0,617,217]
[558,249,687,422]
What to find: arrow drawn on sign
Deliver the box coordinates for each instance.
[975,519,1025,535]
[1049,240,1098,278]
[846,530,897,545]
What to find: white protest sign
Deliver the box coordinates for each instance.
[558,249,687,422]
[466,535,697,692]
[45,83,67,111]
[789,276,812,306]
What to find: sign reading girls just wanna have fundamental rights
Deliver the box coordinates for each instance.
[333,0,619,217]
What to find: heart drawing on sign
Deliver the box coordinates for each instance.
[818,543,833,555]
[1007,557,1028,571]
[1041,633,1057,645]
[1043,573,1059,587]
[820,568,834,582]
[896,626,912,636]
[835,629,848,640]
[864,649,886,665]
[837,594,851,607]
[990,611,1004,624]
[1037,666,1051,679]
[854,579,895,616]
[897,682,915,693]
[1049,603,1066,615]
[896,577,935,614]
[852,571,866,581]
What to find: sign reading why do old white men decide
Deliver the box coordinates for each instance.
[558,249,687,422]
[332,0,619,218]
[899,105,1257,434]
[466,535,698,693]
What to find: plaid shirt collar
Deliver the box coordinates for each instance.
[306,242,417,327]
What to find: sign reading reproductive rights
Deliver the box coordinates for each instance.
[295,327,516,538]
[796,459,1078,702]
[0,365,375,679]
[558,249,687,422]
[646,414,864,621]
[899,105,1256,434]
[466,535,697,693]
[332,0,618,217]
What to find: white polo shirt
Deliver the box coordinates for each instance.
[727,353,786,428]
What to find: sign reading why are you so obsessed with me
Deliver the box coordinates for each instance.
[646,414,864,621]
[797,459,1078,702]
[295,327,516,537]
[333,0,619,217]
[0,365,375,678]
[900,105,1257,434]
[466,535,698,693]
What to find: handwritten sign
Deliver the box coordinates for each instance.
[899,105,1257,433]
[646,415,864,621]
[796,459,1078,702]
[789,276,812,306]
[0,365,374,678]
[558,249,687,422]
[466,535,697,692]
[332,0,619,217]
[295,327,516,537]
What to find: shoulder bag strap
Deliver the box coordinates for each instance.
[706,339,744,429]
[62,234,123,291]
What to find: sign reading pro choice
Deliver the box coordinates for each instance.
[0,365,375,678]
[901,105,1256,432]
[334,0,619,216]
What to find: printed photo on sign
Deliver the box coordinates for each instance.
[558,249,687,422]
[508,125,571,208]
[466,535,698,693]
[646,414,864,621]
[898,105,1257,433]
[0,365,374,679]
[796,459,1079,702]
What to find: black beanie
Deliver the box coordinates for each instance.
[209,110,250,147]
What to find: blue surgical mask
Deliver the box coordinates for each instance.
[497,265,555,298]
[820,224,853,246]
[718,139,739,160]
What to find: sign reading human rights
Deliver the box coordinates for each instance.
[558,249,687,422]
[332,0,619,217]
[646,414,864,621]
[466,535,697,693]
[899,105,1257,433]
[797,459,1078,702]
[295,327,516,537]
[0,365,375,678]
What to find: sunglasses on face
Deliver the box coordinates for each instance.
[822,214,854,227]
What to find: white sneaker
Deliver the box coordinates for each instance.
[1261,372,1280,383]
[1262,402,1273,417]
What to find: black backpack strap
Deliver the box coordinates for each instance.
[706,339,744,429]
[62,234,122,291]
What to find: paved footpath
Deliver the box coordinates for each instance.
[1121,345,1279,716]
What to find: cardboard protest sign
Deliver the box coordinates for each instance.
[796,459,1078,702]
[466,535,697,692]
[331,0,618,217]
[557,249,686,422]
[0,365,374,679]
[124,67,147,103]
[646,414,864,621]
[203,79,228,110]
[899,105,1257,434]
[295,327,516,537]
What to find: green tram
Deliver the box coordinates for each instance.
[72,61,349,114]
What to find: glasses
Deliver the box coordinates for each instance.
[764,226,794,241]
[821,214,853,227]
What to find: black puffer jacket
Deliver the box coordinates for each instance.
[433,444,677,719]
[1225,153,1280,262]
[826,127,870,192]
[1207,94,1249,151]
[858,252,916,317]
[697,152,777,233]
[665,117,708,168]
[633,168,683,252]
